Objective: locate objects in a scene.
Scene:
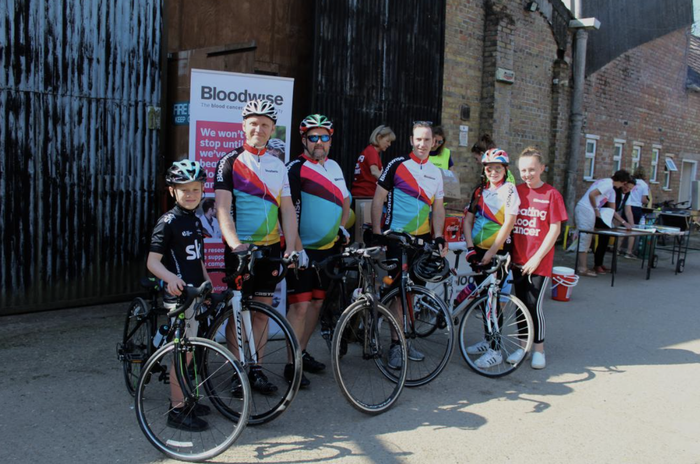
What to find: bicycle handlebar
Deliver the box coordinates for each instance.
[382,230,430,249]
[472,254,510,275]
[222,246,299,285]
[314,245,397,280]
[168,281,213,318]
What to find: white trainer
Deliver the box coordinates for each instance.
[531,351,546,369]
[475,348,503,368]
[466,340,489,355]
[506,348,525,365]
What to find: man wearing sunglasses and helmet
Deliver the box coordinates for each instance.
[285,114,351,387]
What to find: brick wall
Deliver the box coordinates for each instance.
[441,0,573,207]
[441,0,486,207]
[580,27,700,207]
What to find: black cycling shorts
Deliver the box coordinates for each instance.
[224,242,281,298]
[286,248,336,304]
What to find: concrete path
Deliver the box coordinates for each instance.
[1,246,698,464]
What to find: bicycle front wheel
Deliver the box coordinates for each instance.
[332,301,407,415]
[121,298,153,397]
[135,337,250,462]
[206,301,302,425]
[459,294,533,378]
[381,286,455,387]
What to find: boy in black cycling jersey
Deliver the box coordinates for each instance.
[147,160,212,432]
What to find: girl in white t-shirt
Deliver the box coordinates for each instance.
[574,170,635,276]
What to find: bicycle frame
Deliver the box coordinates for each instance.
[226,290,258,368]
[437,253,510,327]
[168,290,212,404]
[350,253,383,358]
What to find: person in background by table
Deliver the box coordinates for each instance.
[428,126,453,171]
[622,167,650,258]
[574,170,635,277]
[350,125,396,198]
[613,181,634,233]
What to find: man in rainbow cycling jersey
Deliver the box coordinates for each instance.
[215,99,300,394]
[371,121,447,370]
[286,114,351,388]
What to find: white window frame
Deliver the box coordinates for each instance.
[631,144,642,172]
[584,135,599,181]
[612,140,624,173]
[650,145,661,183]
[663,155,676,191]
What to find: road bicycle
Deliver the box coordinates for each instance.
[429,244,534,377]
[312,246,361,355]
[317,245,408,415]
[205,247,303,425]
[378,231,455,387]
[134,281,251,461]
[118,278,226,396]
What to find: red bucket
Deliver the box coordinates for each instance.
[551,267,579,302]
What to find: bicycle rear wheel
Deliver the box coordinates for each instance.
[120,298,153,396]
[381,286,454,387]
[206,301,302,425]
[459,294,533,378]
[135,337,250,462]
[332,301,407,415]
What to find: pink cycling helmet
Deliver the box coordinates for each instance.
[481,148,509,165]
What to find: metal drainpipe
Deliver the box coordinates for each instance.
[564,27,589,221]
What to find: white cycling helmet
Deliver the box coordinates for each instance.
[299,114,334,136]
[267,138,286,152]
[242,99,278,123]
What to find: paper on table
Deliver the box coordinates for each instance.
[599,207,614,228]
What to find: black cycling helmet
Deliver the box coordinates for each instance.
[242,99,278,123]
[413,252,450,283]
[166,160,207,185]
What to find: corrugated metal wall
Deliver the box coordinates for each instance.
[313,0,445,183]
[0,0,163,315]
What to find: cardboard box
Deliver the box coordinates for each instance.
[441,169,461,201]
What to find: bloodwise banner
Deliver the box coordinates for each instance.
[189,69,294,311]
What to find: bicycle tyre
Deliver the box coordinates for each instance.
[458,294,534,378]
[206,301,302,425]
[380,285,455,387]
[121,297,153,397]
[332,301,407,415]
[135,337,250,462]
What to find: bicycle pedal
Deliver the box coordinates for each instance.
[116,343,125,359]
[436,315,447,330]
